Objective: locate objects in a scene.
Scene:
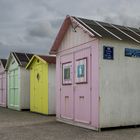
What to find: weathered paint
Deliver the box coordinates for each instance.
[48,64,56,114]
[6,53,30,111]
[0,60,7,107]
[26,55,56,115]
[55,24,99,130]
[99,38,140,128]
[20,67,30,109]
[59,24,94,52]
[51,16,140,130]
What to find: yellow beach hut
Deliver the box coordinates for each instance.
[26,55,56,115]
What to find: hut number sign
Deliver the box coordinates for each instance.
[125,48,140,58]
[103,46,114,60]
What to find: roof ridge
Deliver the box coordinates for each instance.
[13,52,22,66]
[50,16,140,54]
[75,16,140,31]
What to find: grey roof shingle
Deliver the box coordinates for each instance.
[50,16,140,54]
[12,52,33,67]
[0,59,7,68]
[73,16,140,43]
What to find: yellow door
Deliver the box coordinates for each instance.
[31,62,48,114]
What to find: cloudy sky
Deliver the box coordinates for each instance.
[0,0,140,58]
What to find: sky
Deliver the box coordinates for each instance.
[0,0,140,58]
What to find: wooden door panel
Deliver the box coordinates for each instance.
[60,54,74,119]
[74,48,91,124]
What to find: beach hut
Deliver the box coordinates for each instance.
[50,15,140,130]
[5,52,33,111]
[26,55,56,115]
[0,59,7,107]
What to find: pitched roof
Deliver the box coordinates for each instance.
[74,17,140,42]
[12,52,33,67]
[39,55,56,64]
[5,52,34,69]
[0,59,7,68]
[50,15,140,54]
[26,55,56,69]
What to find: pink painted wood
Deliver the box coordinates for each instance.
[54,16,99,130]
[74,48,91,124]
[57,40,99,129]
[56,40,99,129]
[60,54,74,119]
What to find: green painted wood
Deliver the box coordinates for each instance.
[8,56,20,110]
[8,69,19,109]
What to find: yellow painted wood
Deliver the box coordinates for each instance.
[29,57,49,115]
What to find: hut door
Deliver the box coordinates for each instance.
[74,48,91,124]
[60,54,74,119]
[34,65,43,113]
[9,69,19,107]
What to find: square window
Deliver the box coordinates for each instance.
[62,62,72,85]
[77,64,84,78]
[64,67,70,80]
[75,58,87,84]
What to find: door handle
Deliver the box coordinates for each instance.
[65,96,69,98]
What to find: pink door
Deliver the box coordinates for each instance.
[60,48,92,123]
[60,54,74,119]
[74,48,91,124]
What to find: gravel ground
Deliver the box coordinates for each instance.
[0,107,140,140]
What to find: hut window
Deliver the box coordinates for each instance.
[62,62,72,85]
[75,58,87,83]
[64,68,70,80]
[37,59,39,63]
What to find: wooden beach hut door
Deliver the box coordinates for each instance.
[74,48,91,124]
[33,64,45,114]
[9,69,19,108]
[60,48,91,124]
[0,73,6,106]
[60,54,74,119]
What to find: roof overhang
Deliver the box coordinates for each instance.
[26,55,47,69]
[0,60,5,69]
[49,15,97,54]
[5,52,18,70]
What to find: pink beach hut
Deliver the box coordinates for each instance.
[0,59,7,107]
[50,15,140,130]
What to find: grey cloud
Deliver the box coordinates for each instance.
[104,14,140,28]
[0,0,140,58]
[28,21,54,38]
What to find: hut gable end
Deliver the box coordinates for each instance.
[0,61,4,73]
[58,25,94,52]
[6,54,19,70]
[26,55,56,69]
